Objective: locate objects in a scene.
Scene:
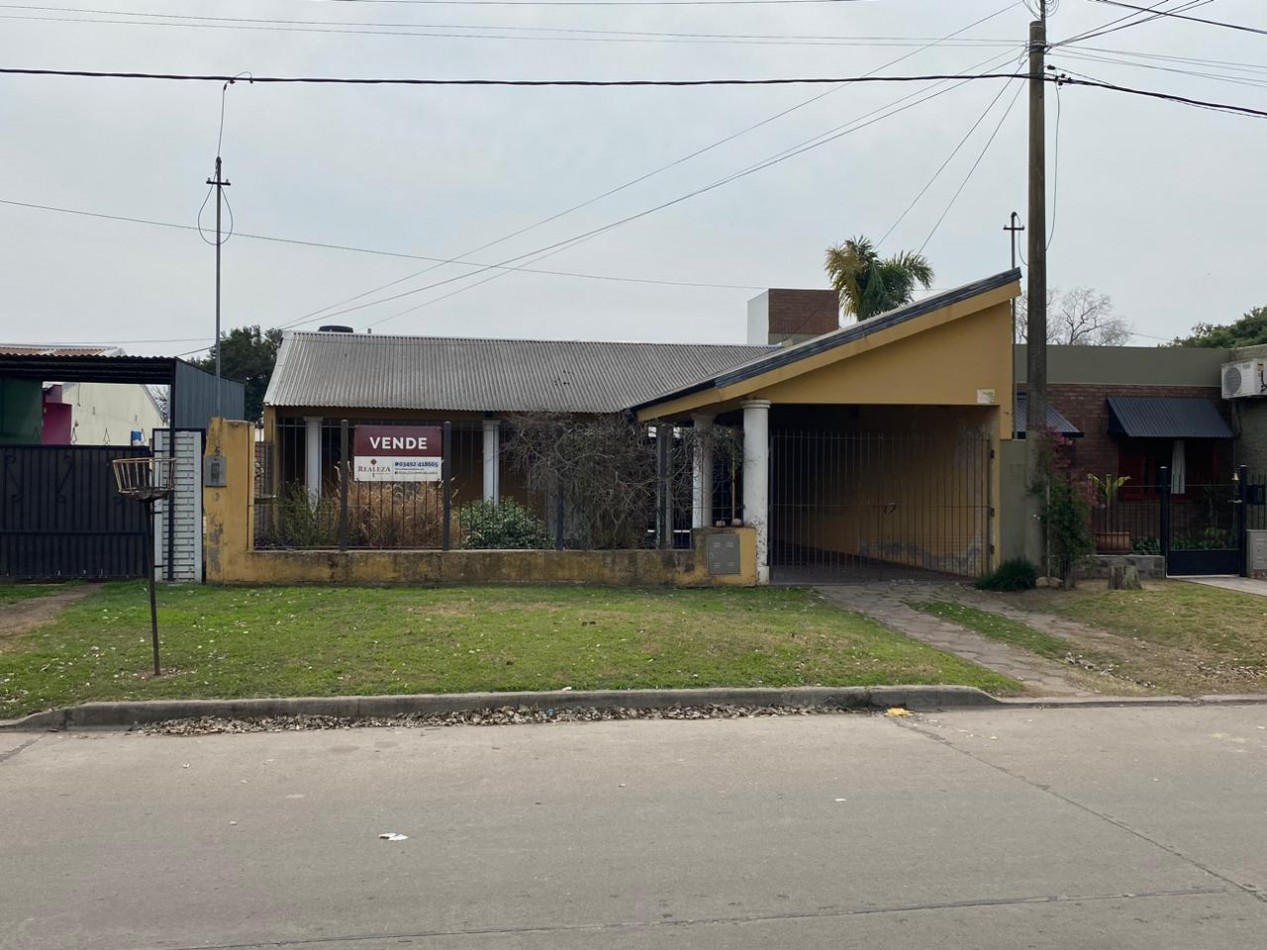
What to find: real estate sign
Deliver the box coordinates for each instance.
[353,425,443,482]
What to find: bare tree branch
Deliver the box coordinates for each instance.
[1015,287,1133,346]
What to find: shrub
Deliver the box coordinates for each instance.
[975,558,1039,592]
[348,481,454,549]
[459,499,551,549]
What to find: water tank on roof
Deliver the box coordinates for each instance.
[318,325,354,333]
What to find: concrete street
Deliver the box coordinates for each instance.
[4,705,1267,950]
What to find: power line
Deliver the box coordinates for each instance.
[0,5,1023,48]
[1087,0,1267,38]
[920,82,1025,253]
[1055,0,1214,48]
[1057,49,1267,91]
[342,68,1013,330]
[215,0,874,6]
[0,67,1029,86]
[0,197,765,289]
[291,4,1024,327]
[880,50,1025,246]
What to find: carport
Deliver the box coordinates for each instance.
[635,270,1021,584]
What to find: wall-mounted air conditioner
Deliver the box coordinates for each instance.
[1221,361,1267,399]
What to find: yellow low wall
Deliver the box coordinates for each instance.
[204,418,757,587]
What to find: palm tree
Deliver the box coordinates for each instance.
[824,236,934,321]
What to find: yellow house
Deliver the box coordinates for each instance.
[635,269,1021,584]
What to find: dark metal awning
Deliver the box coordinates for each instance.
[1015,394,1083,439]
[1106,396,1232,439]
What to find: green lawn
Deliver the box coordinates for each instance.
[1019,582,1267,655]
[0,584,1021,717]
[936,582,1267,695]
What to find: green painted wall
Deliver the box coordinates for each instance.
[1014,345,1229,386]
[0,378,42,444]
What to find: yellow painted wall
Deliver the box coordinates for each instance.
[752,303,1013,436]
[204,417,255,584]
[638,286,1017,424]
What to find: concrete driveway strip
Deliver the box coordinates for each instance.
[2,710,1266,950]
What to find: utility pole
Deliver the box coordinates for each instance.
[206,156,231,418]
[1025,3,1049,568]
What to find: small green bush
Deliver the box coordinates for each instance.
[975,558,1039,592]
[459,499,551,550]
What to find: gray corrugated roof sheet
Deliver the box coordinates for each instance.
[1107,396,1233,439]
[265,333,776,414]
[1015,394,1083,438]
[633,269,1022,410]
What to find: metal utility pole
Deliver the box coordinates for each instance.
[1005,211,1025,338]
[206,156,231,418]
[1025,4,1049,567]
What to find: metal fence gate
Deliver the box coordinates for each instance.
[152,429,205,582]
[0,444,149,580]
[770,430,992,582]
[1160,464,1249,577]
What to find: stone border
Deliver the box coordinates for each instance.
[1,686,997,731]
[4,687,1267,732]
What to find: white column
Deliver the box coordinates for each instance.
[482,419,501,503]
[692,412,715,529]
[742,400,771,584]
[304,415,323,507]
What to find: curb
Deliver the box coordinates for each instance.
[5,688,1266,732]
[0,685,1000,731]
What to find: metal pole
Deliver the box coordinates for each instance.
[144,500,160,676]
[442,422,452,551]
[1238,465,1250,577]
[338,419,349,552]
[206,156,231,419]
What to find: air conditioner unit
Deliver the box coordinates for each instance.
[1221,360,1267,399]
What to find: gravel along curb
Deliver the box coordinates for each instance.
[0,685,999,732]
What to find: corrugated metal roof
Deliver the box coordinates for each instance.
[1015,394,1083,438]
[1106,396,1233,439]
[0,344,122,357]
[265,333,776,414]
[633,269,1022,410]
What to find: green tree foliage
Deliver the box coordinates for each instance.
[1173,305,1267,348]
[193,326,283,421]
[824,235,934,321]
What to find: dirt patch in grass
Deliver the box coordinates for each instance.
[951,581,1267,696]
[0,587,95,640]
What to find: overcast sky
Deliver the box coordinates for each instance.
[1,0,1264,356]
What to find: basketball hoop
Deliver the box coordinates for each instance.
[113,456,178,503]
[112,454,179,676]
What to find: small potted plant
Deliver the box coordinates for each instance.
[1089,473,1132,554]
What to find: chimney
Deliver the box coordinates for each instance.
[746,289,841,346]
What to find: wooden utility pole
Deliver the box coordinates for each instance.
[1025,4,1049,566]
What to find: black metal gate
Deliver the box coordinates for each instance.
[0,445,149,580]
[770,430,992,582]
[1160,464,1248,577]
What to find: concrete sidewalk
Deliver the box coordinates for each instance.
[1177,575,1267,597]
[817,583,1091,696]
